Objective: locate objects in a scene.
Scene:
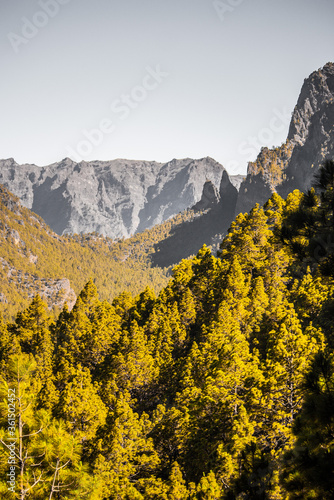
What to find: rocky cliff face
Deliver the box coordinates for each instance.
[279,62,334,196]
[0,156,231,239]
[152,170,241,268]
[235,62,334,215]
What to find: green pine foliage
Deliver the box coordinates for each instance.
[0,160,334,498]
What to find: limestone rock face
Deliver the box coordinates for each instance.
[0,156,227,239]
[229,174,245,191]
[235,62,334,215]
[288,62,334,147]
[38,277,76,311]
[235,143,294,215]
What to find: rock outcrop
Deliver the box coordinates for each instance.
[0,255,76,311]
[193,180,220,211]
[151,170,241,268]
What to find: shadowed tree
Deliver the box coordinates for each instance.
[282,351,334,499]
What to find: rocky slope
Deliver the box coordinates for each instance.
[235,62,334,215]
[0,156,233,239]
[152,171,241,267]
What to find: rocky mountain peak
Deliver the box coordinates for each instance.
[288,62,334,147]
[235,62,334,215]
[1,158,17,168]
[2,63,333,245]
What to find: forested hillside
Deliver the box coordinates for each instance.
[0,184,205,319]
[1,161,334,499]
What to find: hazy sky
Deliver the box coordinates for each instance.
[1,0,334,174]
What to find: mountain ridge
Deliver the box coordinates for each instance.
[0,155,234,239]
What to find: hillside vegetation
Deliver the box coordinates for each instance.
[0,184,202,319]
[1,161,334,498]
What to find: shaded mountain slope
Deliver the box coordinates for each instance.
[152,171,240,267]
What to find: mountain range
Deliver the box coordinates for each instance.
[1,63,334,245]
[1,62,334,316]
[0,155,243,239]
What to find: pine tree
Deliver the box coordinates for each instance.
[190,245,223,322]
[132,286,156,327]
[0,353,43,499]
[167,461,189,500]
[56,366,107,444]
[78,278,101,313]
[94,392,159,498]
[39,418,86,499]
[54,296,93,384]
[84,299,121,373]
[0,354,89,499]
[191,471,221,500]
[282,351,334,499]
[264,192,285,230]
[11,296,57,410]
[112,290,135,326]
[12,296,53,372]
[110,319,158,401]
[219,205,273,277]
[290,270,330,327]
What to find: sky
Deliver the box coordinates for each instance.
[1,0,334,175]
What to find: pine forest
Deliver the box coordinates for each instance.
[1,160,334,498]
